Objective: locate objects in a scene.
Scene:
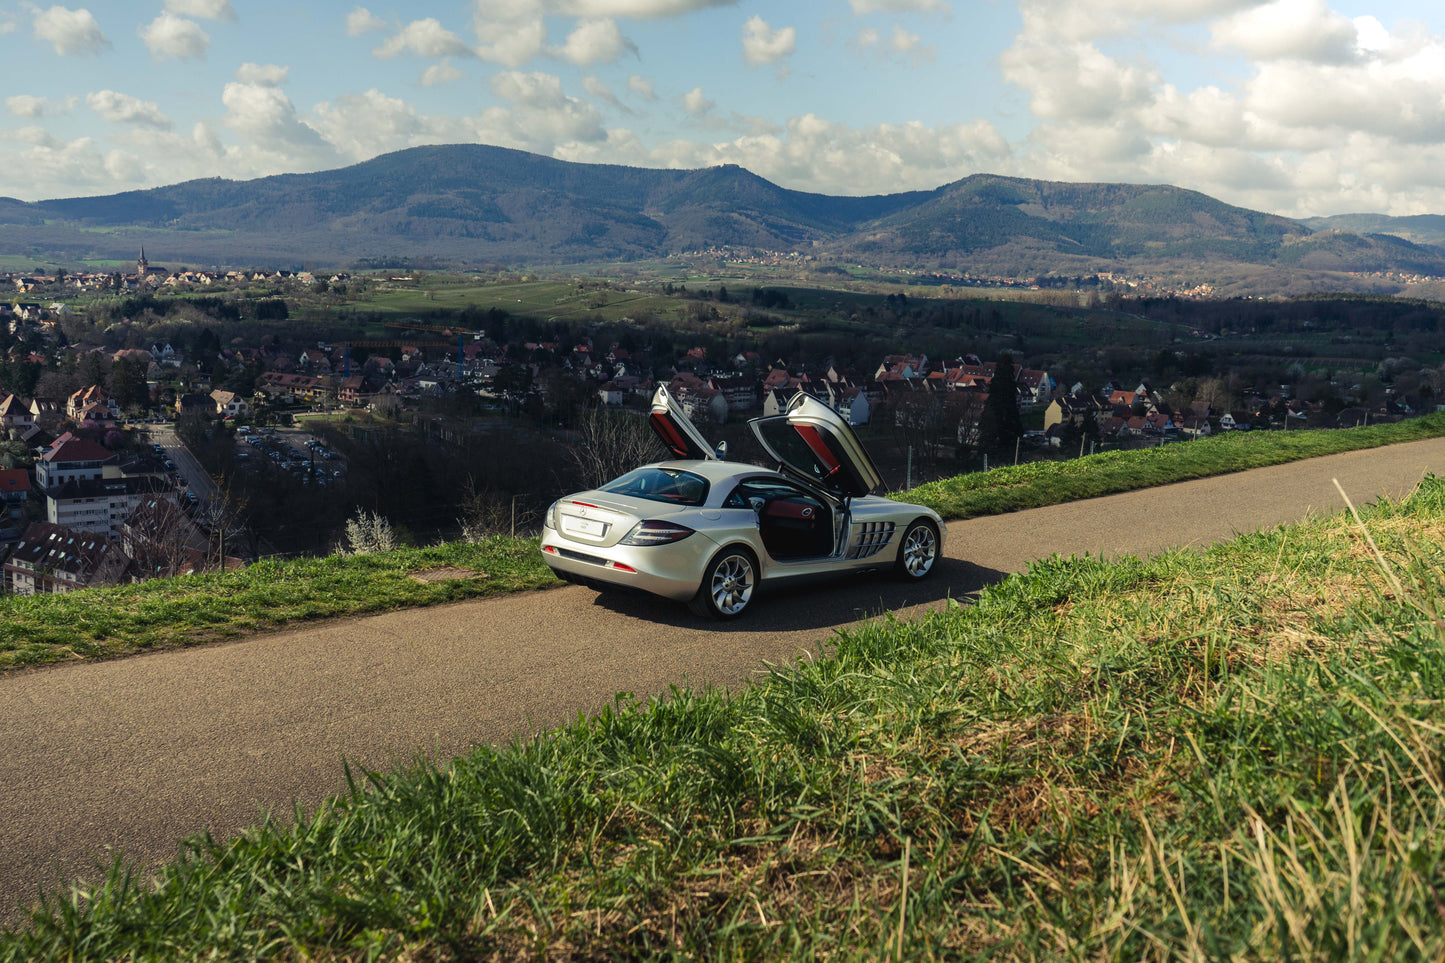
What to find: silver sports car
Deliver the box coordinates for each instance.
[541,385,944,618]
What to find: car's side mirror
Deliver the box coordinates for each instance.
[714,440,728,459]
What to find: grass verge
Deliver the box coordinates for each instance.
[0,537,557,672]
[899,410,1445,519]
[4,472,1442,959]
[2,413,1442,674]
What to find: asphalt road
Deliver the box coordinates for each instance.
[2,437,1442,922]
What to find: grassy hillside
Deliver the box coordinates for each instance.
[4,463,1443,958]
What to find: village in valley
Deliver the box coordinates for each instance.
[0,251,1434,596]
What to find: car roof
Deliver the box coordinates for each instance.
[637,458,791,485]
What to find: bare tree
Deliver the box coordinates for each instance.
[566,405,663,491]
[119,496,208,580]
[456,478,537,541]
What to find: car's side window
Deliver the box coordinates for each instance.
[726,478,808,511]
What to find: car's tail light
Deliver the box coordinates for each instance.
[619,520,695,545]
[543,501,559,530]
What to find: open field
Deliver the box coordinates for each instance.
[4,458,1442,958]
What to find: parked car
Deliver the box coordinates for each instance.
[541,386,944,619]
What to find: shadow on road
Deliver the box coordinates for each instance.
[585,556,1009,633]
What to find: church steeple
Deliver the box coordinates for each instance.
[137,246,148,275]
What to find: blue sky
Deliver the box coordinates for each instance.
[3,0,1444,219]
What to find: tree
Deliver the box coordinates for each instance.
[110,356,150,411]
[81,351,106,389]
[978,352,1024,455]
[566,406,662,490]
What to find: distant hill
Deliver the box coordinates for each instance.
[1300,213,1445,249]
[3,144,1444,288]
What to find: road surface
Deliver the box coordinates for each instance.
[1,437,1442,921]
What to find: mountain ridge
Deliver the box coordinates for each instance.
[2,144,1443,288]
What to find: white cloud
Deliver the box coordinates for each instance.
[551,0,736,17]
[87,90,172,129]
[346,6,385,37]
[140,13,210,60]
[374,18,474,59]
[311,89,469,160]
[422,59,466,86]
[473,15,548,67]
[888,24,932,63]
[741,15,794,67]
[163,0,235,21]
[487,71,607,145]
[0,18,17,34]
[846,0,950,14]
[562,112,1010,196]
[682,86,713,115]
[1013,0,1253,44]
[627,74,656,100]
[6,94,50,118]
[583,76,629,112]
[1001,39,1158,121]
[221,81,336,165]
[1211,0,1358,63]
[553,18,636,65]
[31,5,109,55]
[235,62,288,86]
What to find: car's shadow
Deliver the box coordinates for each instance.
[585,556,1009,633]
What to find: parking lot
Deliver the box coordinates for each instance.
[235,426,345,484]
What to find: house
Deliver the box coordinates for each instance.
[1042,393,1110,433]
[828,384,870,426]
[35,432,116,488]
[708,374,758,413]
[73,401,118,430]
[210,389,250,419]
[875,354,928,380]
[65,385,118,422]
[666,377,728,425]
[43,469,169,535]
[0,393,35,432]
[1177,415,1213,438]
[257,372,320,404]
[3,522,131,595]
[0,467,30,538]
[597,382,625,407]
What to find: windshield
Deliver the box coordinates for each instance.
[599,467,710,506]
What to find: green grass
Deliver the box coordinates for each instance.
[900,412,1445,520]
[4,471,1443,959]
[0,538,557,671]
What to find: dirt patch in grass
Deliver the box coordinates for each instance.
[408,566,489,584]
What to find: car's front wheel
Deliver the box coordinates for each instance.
[689,548,756,619]
[895,519,939,580]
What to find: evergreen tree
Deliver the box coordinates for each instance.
[110,356,150,411]
[979,351,1024,454]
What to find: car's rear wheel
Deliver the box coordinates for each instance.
[894,519,939,580]
[689,548,756,618]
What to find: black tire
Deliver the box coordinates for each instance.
[688,548,757,619]
[894,519,939,581]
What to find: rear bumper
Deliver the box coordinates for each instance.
[540,530,719,602]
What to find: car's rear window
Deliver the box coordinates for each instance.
[599,467,710,506]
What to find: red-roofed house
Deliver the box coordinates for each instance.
[36,432,117,488]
